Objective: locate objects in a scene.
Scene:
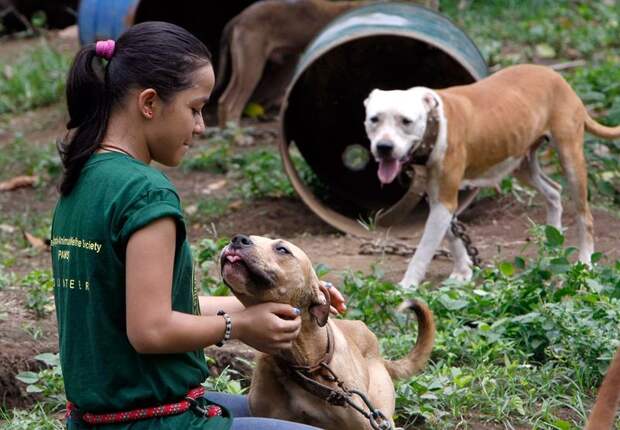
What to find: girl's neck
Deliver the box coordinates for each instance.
[99,110,151,164]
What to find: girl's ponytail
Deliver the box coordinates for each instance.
[58,44,111,195]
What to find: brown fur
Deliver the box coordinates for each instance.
[219,235,435,429]
[216,0,439,126]
[431,64,619,266]
[585,347,620,429]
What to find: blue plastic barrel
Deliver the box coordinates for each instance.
[279,2,488,237]
[78,0,139,45]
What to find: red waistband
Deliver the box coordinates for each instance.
[65,386,221,425]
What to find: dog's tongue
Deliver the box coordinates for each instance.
[378,159,402,184]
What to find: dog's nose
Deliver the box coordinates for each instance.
[231,234,253,249]
[376,140,394,157]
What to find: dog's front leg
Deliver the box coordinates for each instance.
[446,227,473,281]
[400,202,453,289]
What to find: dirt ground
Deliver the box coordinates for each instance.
[1,31,619,426]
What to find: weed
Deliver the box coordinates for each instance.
[0,404,63,429]
[0,134,62,182]
[341,225,620,428]
[195,237,230,296]
[15,353,65,409]
[21,269,54,318]
[0,39,71,114]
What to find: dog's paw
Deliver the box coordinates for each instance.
[398,278,419,291]
[449,267,473,282]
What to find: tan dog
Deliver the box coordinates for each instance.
[216,0,367,127]
[220,234,435,429]
[585,347,620,429]
[364,64,620,289]
[216,0,439,126]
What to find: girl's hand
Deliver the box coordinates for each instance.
[233,302,302,354]
[322,281,347,315]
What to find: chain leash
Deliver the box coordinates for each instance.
[358,220,481,267]
[449,218,481,267]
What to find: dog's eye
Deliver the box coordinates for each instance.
[369,116,379,124]
[275,246,291,255]
[401,117,413,126]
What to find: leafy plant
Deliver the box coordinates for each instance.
[195,237,230,296]
[15,353,65,409]
[21,269,54,318]
[341,225,620,428]
[0,39,71,114]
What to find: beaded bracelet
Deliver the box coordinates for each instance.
[216,310,232,347]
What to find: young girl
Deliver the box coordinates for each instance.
[52,21,344,429]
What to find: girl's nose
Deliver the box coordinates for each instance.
[194,113,206,135]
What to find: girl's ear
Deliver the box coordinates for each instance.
[137,88,158,119]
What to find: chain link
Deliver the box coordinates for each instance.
[449,218,481,267]
[358,219,481,267]
[359,240,451,259]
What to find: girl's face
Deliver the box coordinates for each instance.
[146,64,215,166]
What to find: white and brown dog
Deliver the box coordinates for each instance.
[220,234,435,430]
[364,64,620,289]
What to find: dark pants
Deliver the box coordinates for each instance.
[205,392,322,430]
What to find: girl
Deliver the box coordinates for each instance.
[52,21,344,429]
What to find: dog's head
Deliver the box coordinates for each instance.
[363,87,439,185]
[220,234,331,326]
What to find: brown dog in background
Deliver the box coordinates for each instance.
[585,347,620,429]
[216,0,439,126]
[220,234,435,429]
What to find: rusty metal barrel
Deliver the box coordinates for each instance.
[280,2,488,238]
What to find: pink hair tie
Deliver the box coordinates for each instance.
[95,39,116,60]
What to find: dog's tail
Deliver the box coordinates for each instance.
[585,112,620,140]
[383,299,435,381]
[213,15,239,97]
[585,347,620,430]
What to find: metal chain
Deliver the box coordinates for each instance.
[358,220,481,267]
[359,240,451,259]
[450,218,481,267]
[318,363,393,430]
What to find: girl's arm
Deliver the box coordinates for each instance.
[125,217,301,354]
[199,296,245,316]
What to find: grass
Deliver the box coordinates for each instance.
[337,225,620,429]
[0,134,61,182]
[0,39,71,115]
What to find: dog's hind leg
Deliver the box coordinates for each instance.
[553,126,594,263]
[219,28,270,126]
[514,147,563,231]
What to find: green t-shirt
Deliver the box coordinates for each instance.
[51,153,231,429]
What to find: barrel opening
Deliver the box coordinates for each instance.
[284,34,476,221]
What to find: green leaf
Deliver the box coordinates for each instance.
[15,371,39,384]
[514,256,526,269]
[26,384,43,393]
[590,251,603,264]
[553,419,572,430]
[243,102,265,119]
[535,43,556,58]
[499,262,515,277]
[438,294,468,311]
[545,225,565,247]
[35,352,59,367]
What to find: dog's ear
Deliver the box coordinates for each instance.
[364,89,379,108]
[422,92,438,111]
[309,281,331,327]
